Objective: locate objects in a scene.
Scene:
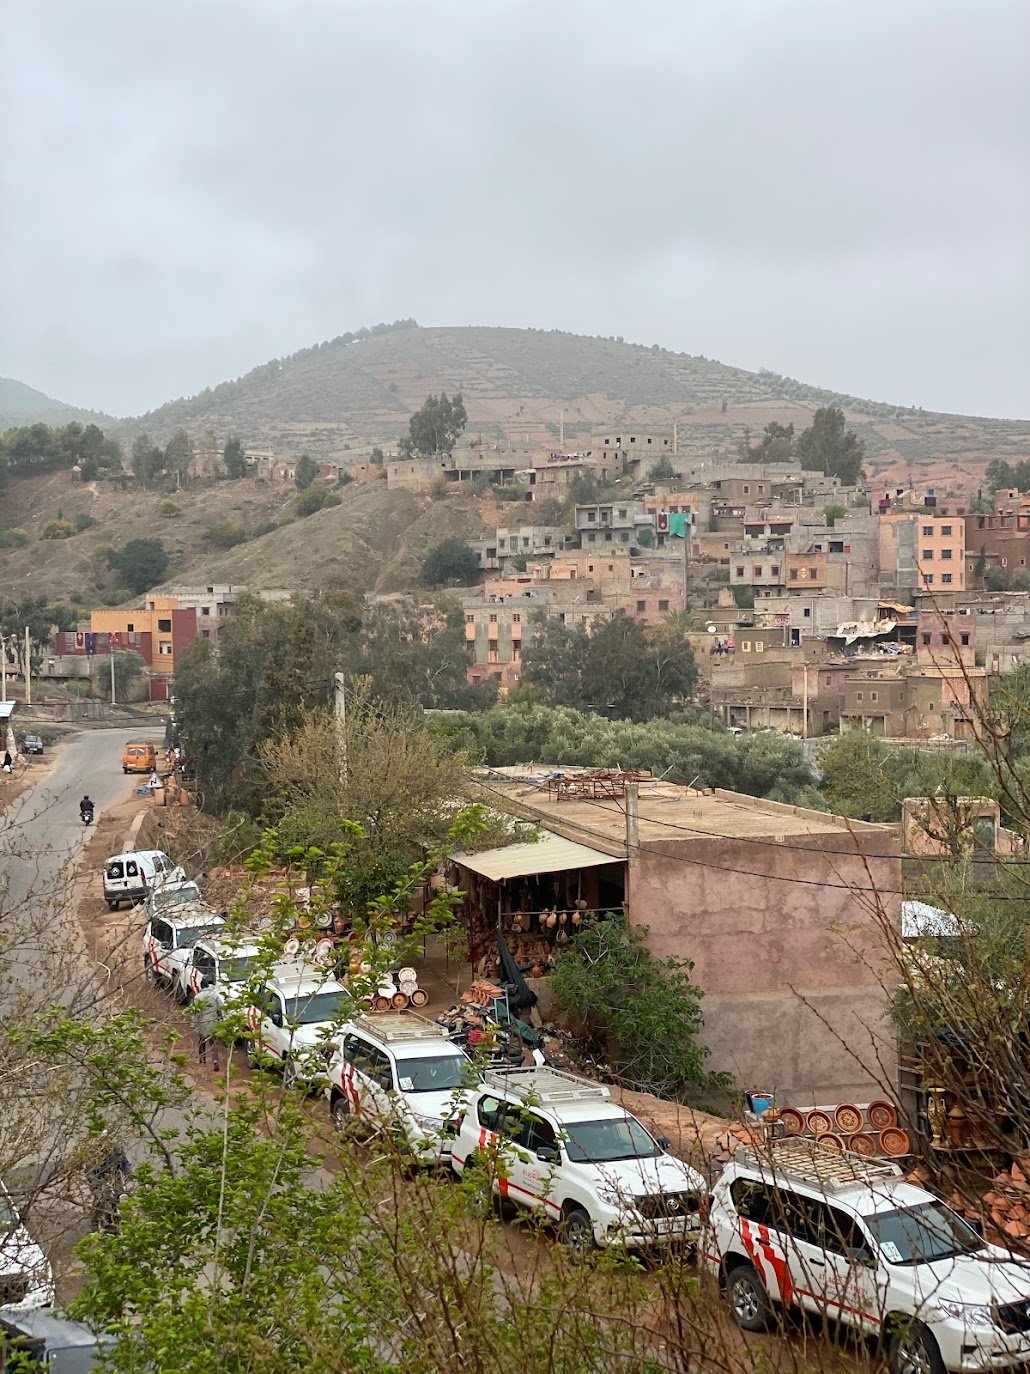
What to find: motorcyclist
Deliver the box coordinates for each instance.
[80,794,94,821]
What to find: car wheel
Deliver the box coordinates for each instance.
[143,957,159,988]
[560,1205,597,1261]
[107,900,119,911]
[726,1262,774,1332]
[174,981,190,1007]
[281,1056,304,1093]
[244,1038,261,1069]
[888,1323,945,1374]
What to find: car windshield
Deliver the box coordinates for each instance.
[563,1116,661,1163]
[284,990,350,1025]
[220,955,255,983]
[394,1054,469,1093]
[864,1201,984,1265]
[155,885,202,909]
[174,923,221,949]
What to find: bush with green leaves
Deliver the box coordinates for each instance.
[0,527,29,549]
[420,536,480,586]
[204,518,248,549]
[294,486,341,517]
[106,538,169,594]
[41,518,77,540]
[551,912,728,1100]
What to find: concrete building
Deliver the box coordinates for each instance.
[878,512,966,593]
[574,501,655,547]
[457,771,901,1105]
[82,600,198,701]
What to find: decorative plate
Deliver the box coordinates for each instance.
[834,1103,864,1134]
[848,1132,879,1158]
[815,1132,845,1153]
[867,1100,898,1131]
[807,1110,832,1135]
[879,1127,911,1157]
[779,1108,807,1137]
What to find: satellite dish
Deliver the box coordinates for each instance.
[706,625,717,635]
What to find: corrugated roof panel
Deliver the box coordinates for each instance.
[452,830,620,881]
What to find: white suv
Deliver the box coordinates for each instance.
[175,934,262,1011]
[0,1183,54,1312]
[450,1066,707,1257]
[244,965,352,1091]
[325,1011,479,1163]
[706,1138,1030,1374]
[142,905,224,993]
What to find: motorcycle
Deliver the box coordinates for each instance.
[80,804,95,825]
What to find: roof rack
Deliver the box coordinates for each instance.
[483,1066,611,1105]
[736,1138,904,1192]
[351,1011,446,1044]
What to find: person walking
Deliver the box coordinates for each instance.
[193,980,221,1072]
[86,1139,131,1232]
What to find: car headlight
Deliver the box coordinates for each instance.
[410,1111,444,1131]
[596,1186,632,1210]
[936,1300,996,1328]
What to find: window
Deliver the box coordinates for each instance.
[941,525,952,536]
[803,608,811,618]
[790,569,799,580]
[856,692,863,702]
[924,574,934,585]
[942,573,953,584]
[465,614,474,624]
[587,511,596,522]
[960,633,970,646]
[735,567,745,578]
[743,485,750,495]
[771,566,780,577]
[512,613,520,623]
[755,641,764,653]
[922,634,932,646]
[922,549,934,561]
[159,642,173,655]
[742,642,751,653]
[922,525,934,537]
[618,509,627,519]
[157,618,172,632]
[636,600,646,613]
[201,606,211,616]
[752,566,762,578]
[127,623,135,632]
[489,613,497,623]
[658,599,669,612]
[870,691,878,702]
[941,548,953,560]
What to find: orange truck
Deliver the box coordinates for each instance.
[121,741,157,774]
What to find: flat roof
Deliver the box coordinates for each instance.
[473,767,891,851]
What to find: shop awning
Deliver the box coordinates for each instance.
[452,829,621,882]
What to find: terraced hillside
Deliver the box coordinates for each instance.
[125,325,1030,490]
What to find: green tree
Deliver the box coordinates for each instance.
[796,406,866,484]
[731,585,754,609]
[204,519,248,549]
[172,591,362,814]
[399,392,468,457]
[1010,569,1030,592]
[105,539,170,595]
[111,649,146,699]
[294,486,341,517]
[353,600,497,710]
[985,566,1007,592]
[369,446,385,466]
[222,434,246,479]
[163,428,193,487]
[130,432,163,486]
[823,503,847,526]
[551,913,725,1100]
[973,548,988,586]
[760,420,795,462]
[294,453,318,490]
[648,455,676,481]
[420,537,480,586]
[40,519,76,540]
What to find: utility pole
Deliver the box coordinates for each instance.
[333,672,347,782]
[24,627,30,706]
[1,638,6,703]
[110,644,117,706]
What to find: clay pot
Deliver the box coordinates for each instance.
[946,1104,970,1148]
[409,989,430,1008]
[816,1132,845,1154]
[779,1108,806,1138]
[807,1110,833,1135]
[866,1100,898,1131]
[391,992,409,1010]
[848,1133,879,1159]
[879,1127,911,1157]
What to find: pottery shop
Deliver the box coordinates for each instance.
[449,829,627,980]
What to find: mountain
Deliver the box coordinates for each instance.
[126,324,1030,490]
[0,376,114,432]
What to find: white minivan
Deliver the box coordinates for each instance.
[103,850,185,909]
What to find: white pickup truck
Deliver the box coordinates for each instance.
[142,903,224,993]
[244,964,352,1091]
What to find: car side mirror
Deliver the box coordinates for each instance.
[378,1071,393,1092]
[270,1010,283,1027]
[656,1135,671,1149]
[845,1246,875,1268]
[536,1144,560,1164]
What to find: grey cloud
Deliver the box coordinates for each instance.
[0,0,1026,417]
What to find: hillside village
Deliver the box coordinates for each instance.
[5,336,1030,1372]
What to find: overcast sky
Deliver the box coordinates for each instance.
[2,0,1027,419]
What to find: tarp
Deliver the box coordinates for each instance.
[836,618,897,645]
[451,829,619,881]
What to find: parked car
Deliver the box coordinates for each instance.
[121,741,156,774]
[325,1011,479,1162]
[142,879,205,923]
[0,1182,54,1312]
[244,965,352,1091]
[451,1066,707,1257]
[103,849,185,909]
[0,1307,115,1370]
[175,934,262,1011]
[21,735,44,756]
[142,905,224,992]
[706,1137,1030,1374]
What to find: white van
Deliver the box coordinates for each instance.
[103,850,186,910]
